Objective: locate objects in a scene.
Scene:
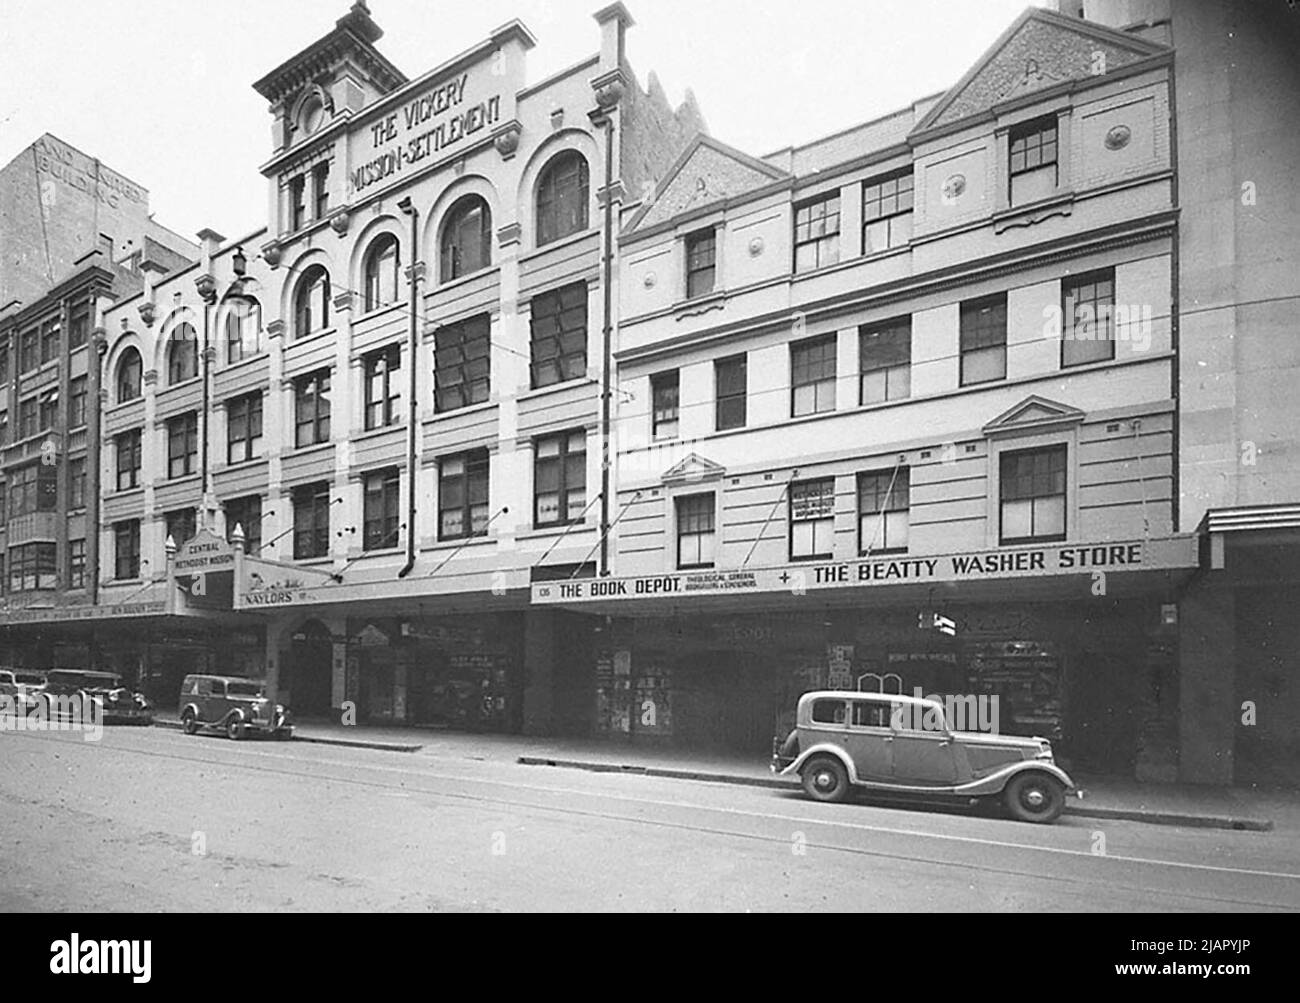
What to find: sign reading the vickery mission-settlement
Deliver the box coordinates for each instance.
[349,66,504,196]
[530,537,1197,605]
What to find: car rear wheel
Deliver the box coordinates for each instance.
[1003,772,1066,824]
[181,710,198,736]
[225,715,244,741]
[801,756,849,803]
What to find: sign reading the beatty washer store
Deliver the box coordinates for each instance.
[349,62,505,196]
[530,537,1197,604]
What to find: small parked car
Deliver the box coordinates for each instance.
[772,690,1079,824]
[179,674,293,741]
[41,669,153,725]
[0,669,41,714]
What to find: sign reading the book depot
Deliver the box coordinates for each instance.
[529,537,1197,605]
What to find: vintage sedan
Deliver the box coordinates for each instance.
[41,670,154,725]
[772,691,1079,823]
[0,669,41,715]
[179,674,293,741]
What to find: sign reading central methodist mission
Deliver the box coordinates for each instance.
[531,537,1196,604]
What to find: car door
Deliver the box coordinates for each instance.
[889,702,959,786]
[209,679,230,721]
[844,699,893,781]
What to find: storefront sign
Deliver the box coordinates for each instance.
[172,530,235,575]
[530,537,1197,605]
[236,557,336,609]
[1,601,167,625]
[347,63,505,197]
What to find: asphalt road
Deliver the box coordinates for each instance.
[2,726,1299,912]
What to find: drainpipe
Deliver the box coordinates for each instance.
[397,197,420,578]
[597,112,616,577]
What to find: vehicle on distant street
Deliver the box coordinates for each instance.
[178,674,293,741]
[40,669,153,725]
[0,669,41,714]
[772,690,1079,824]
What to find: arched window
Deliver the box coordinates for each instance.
[166,324,198,385]
[225,297,262,364]
[116,347,143,403]
[362,234,401,312]
[294,265,331,339]
[440,195,492,282]
[536,151,590,247]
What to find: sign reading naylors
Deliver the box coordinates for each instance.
[530,537,1197,605]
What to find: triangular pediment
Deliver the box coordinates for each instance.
[984,395,1086,436]
[662,452,727,484]
[627,135,790,232]
[913,8,1169,136]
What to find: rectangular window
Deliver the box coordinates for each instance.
[794,194,841,273]
[39,317,60,365]
[68,297,91,350]
[715,354,747,431]
[68,538,86,590]
[167,412,198,479]
[8,542,57,592]
[227,392,263,464]
[114,520,141,580]
[960,294,1008,386]
[362,467,402,551]
[7,463,56,517]
[313,162,330,220]
[858,468,910,554]
[862,170,915,253]
[18,397,37,440]
[19,326,39,373]
[68,456,86,510]
[439,450,490,541]
[859,318,912,404]
[791,334,837,416]
[534,430,586,528]
[363,344,403,430]
[294,370,331,448]
[1000,445,1067,544]
[1009,116,1059,203]
[651,370,680,440]
[289,175,307,231]
[0,335,9,383]
[434,314,491,414]
[165,508,196,547]
[292,481,332,560]
[38,388,58,432]
[1062,268,1116,367]
[685,229,717,299]
[676,493,715,569]
[225,495,263,555]
[0,413,7,447]
[530,283,588,388]
[790,478,836,561]
[68,376,87,428]
[116,429,142,491]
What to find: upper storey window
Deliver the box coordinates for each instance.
[116,347,143,403]
[685,229,717,299]
[167,324,198,385]
[293,265,331,339]
[862,170,914,253]
[536,152,590,247]
[289,176,307,231]
[1009,116,1059,205]
[794,194,840,273]
[440,195,492,281]
[363,234,402,312]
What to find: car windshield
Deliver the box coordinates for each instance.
[227,682,266,697]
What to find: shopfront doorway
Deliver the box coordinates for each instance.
[285,619,334,717]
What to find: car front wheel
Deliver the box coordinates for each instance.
[181,710,198,736]
[225,715,245,741]
[801,756,849,803]
[1003,772,1066,824]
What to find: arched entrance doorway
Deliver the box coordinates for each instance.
[285,619,334,718]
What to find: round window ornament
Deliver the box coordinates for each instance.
[942,173,967,203]
[1105,125,1132,151]
[749,236,764,258]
